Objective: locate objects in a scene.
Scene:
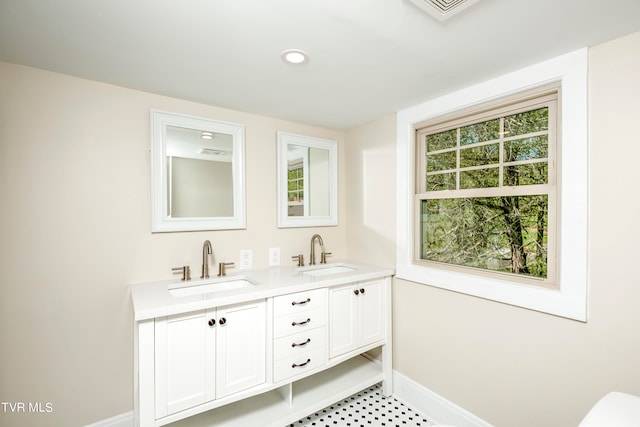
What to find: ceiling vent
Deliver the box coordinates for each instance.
[407,0,481,21]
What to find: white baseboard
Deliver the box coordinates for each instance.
[87,370,492,427]
[84,411,133,427]
[392,370,493,427]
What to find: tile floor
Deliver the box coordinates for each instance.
[288,384,435,427]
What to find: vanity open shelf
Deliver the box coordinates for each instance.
[163,355,383,427]
[131,261,393,427]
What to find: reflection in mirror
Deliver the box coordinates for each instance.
[166,126,234,217]
[151,111,245,232]
[277,132,337,228]
[286,145,330,217]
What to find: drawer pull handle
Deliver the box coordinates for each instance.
[292,358,311,368]
[291,338,311,348]
[292,298,311,306]
[291,318,311,327]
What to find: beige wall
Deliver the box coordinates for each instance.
[345,113,397,267]
[0,63,346,426]
[346,31,640,426]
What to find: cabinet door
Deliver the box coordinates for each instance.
[358,279,385,346]
[215,300,266,397]
[329,284,358,357]
[154,309,215,418]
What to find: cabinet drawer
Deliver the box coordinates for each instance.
[273,308,325,338]
[273,327,326,360]
[273,346,327,383]
[273,288,326,316]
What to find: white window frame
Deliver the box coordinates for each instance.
[396,49,588,321]
[415,90,558,287]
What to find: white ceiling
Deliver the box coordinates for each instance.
[1,0,640,130]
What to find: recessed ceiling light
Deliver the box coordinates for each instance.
[281,49,309,65]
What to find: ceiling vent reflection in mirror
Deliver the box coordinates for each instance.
[407,0,480,21]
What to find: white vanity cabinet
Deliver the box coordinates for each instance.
[150,300,266,422]
[329,278,385,358]
[131,263,393,427]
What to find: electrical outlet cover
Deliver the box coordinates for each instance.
[239,249,252,270]
[269,247,280,266]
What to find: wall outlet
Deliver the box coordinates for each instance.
[239,249,252,270]
[269,247,280,267]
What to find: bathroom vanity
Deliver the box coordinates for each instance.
[130,261,393,427]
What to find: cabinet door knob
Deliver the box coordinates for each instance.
[292,358,311,368]
[208,319,216,327]
[354,289,359,295]
[360,288,365,294]
[219,317,227,325]
[292,298,311,306]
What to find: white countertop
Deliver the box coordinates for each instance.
[130,261,395,321]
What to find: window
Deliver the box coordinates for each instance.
[396,49,588,321]
[415,90,557,287]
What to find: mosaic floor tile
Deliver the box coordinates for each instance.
[288,384,435,427]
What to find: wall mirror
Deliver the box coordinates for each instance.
[151,110,246,232]
[277,131,338,228]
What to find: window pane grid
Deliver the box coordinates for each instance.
[416,94,555,284]
[421,107,550,193]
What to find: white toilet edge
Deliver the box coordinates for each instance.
[579,391,640,427]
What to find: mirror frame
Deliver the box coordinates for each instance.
[151,110,246,232]
[277,131,338,228]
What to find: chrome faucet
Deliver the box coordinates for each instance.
[201,240,213,279]
[309,234,331,265]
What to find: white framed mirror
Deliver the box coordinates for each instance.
[277,131,338,228]
[151,110,246,232]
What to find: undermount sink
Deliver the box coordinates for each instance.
[299,263,357,277]
[169,276,258,297]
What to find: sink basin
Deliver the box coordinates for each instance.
[300,263,357,277]
[169,277,257,297]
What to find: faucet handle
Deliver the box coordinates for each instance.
[320,252,332,264]
[218,262,235,277]
[172,266,191,281]
[291,254,305,267]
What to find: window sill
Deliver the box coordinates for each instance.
[396,263,586,321]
